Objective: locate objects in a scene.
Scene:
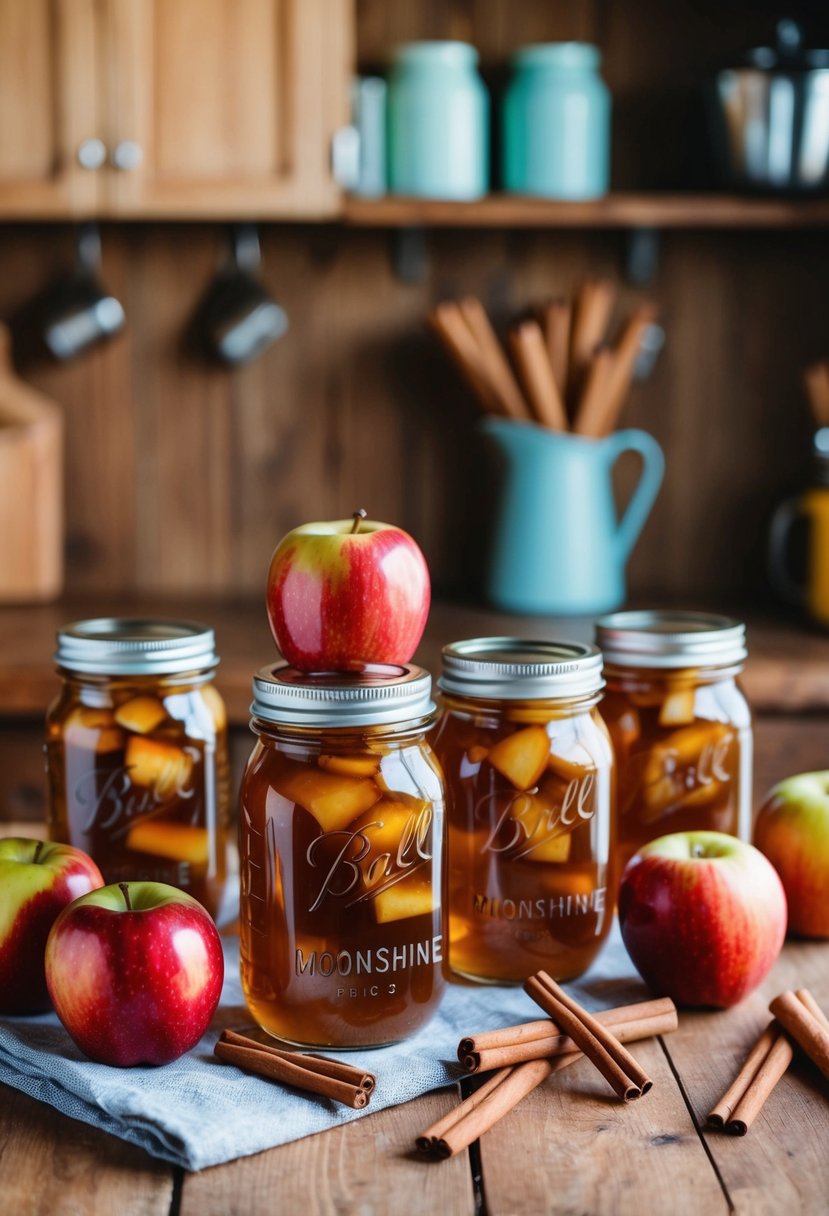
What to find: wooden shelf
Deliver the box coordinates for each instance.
[344,192,829,230]
[0,596,827,723]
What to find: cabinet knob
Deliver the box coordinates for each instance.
[77,138,107,170]
[111,140,144,172]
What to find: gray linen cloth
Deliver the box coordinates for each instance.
[0,925,645,1171]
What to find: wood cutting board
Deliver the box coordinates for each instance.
[0,324,63,601]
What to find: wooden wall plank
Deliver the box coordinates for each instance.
[0,220,826,602]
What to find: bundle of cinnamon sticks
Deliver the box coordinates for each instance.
[214,1029,376,1109]
[707,986,829,1136]
[417,975,676,1160]
[427,280,658,439]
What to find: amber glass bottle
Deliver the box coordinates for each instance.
[596,611,752,872]
[46,619,230,918]
[433,638,615,985]
[238,661,445,1049]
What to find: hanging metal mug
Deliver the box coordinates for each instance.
[197,225,288,365]
[41,223,126,361]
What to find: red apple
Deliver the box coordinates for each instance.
[0,837,104,1015]
[266,512,430,670]
[618,831,787,1008]
[45,881,223,1066]
[754,772,829,937]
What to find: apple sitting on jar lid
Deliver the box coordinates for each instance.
[266,510,431,671]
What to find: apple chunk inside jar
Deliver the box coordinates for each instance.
[276,766,382,833]
[351,797,435,922]
[124,737,195,801]
[487,726,550,790]
[126,820,209,866]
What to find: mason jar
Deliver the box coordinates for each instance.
[46,619,230,919]
[433,638,615,985]
[239,661,445,1049]
[387,41,489,199]
[596,611,752,872]
[502,43,611,199]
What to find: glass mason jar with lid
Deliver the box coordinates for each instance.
[46,619,230,919]
[432,638,615,985]
[238,661,445,1049]
[387,41,489,200]
[596,611,752,872]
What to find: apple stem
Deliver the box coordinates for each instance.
[32,840,45,864]
[119,882,133,911]
[350,509,367,534]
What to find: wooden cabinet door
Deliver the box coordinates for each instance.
[0,0,100,216]
[100,0,353,218]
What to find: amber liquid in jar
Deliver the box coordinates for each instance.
[46,620,230,919]
[601,665,751,871]
[596,611,752,873]
[239,665,445,1049]
[434,639,615,985]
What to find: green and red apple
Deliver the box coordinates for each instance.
[754,772,829,938]
[618,831,787,1008]
[266,511,430,671]
[45,881,224,1066]
[0,837,104,1015]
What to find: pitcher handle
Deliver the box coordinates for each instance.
[768,496,807,605]
[606,429,665,561]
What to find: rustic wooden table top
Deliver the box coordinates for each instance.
[3,935,828,1216]
[3,826,828,1216]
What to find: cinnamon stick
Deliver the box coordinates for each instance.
[524,971,652,1100]
[538,299,572,400]
[796,987,829,1034]
[707,1023,793,1136]
[572,347,616,438]
[421,994,672,1159]
[458,296,532,421]
[214,1031,374,1108]
[459,997,677,1072]
[418,1056,572,1159]
[220,1029,375,1092]
[426,303,505,416]
[803,361,829,428]
[508,319,569,430]
[568,278,615,400]
[598,305,657,431]
[770,989,829,1085]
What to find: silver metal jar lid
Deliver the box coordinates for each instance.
[595,610,747,669]
[251,662,435,728]
[56,618,218,676]
[438,638,604,701]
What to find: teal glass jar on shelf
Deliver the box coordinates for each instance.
[387,41,489,200]
[502,43,611,199]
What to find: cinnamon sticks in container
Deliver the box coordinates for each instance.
[427,279,659,439]
[417,980,674,1160]
[214,1029,376,1109]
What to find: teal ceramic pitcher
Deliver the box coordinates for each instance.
[482,419,664,615]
